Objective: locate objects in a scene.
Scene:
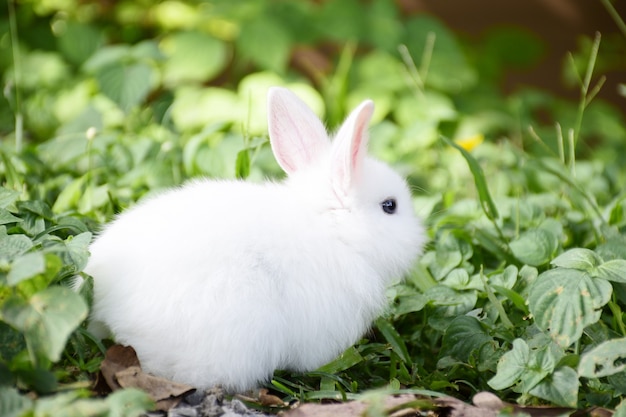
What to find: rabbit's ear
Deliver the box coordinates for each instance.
[267,87,329,175]
[331,100,374,198]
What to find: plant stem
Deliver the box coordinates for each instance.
[7,0,23,152]
[600,0,626,39]
[480,265,514,329]
[572,32,601,147]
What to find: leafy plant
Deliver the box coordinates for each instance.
[1,0,626,415]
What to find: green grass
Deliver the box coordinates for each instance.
[2,0,626,416]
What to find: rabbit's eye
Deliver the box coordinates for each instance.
[381,199,397,214]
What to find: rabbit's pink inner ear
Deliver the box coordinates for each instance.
[331,100,374,196]
[267,87,329,175]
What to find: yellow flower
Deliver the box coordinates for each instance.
[455,134,484,151]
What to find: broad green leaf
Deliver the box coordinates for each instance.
[7,252,45,286]
[509,229,558,266]
[1,287,88,363]
[237,17,291,73]
[57,21,104,65]
[489,265,518,289]
[63,232,92,272]
[440,316,493,362]
[440,268,482,291]
[105,387,154,416]
[161,30,228,86]
[551,248,602,271]
[488,338,556,392]
[425,285,478,319]
[595,259,626,283]
[529,366,578,407]
[393,293,428,316]
[31,391,103,416]
[0,208,22,225]
[0,187,20,208]
[529,268,612,347]
[316,346,364,374]
[172,87,241,132]
[376,318,412,364]
[0,228,33,262]
[426,250,462,281]
[578,338,626,378]
[96,62,155,112]
[488,339,531,390]
[0,387,32,417]
[441,136,499,221]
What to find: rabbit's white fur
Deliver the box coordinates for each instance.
[84,87,425,392]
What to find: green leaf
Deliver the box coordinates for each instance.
[551,248,602,271]
[616,398,626,417]
[0,227,33,262]
[57,21,104,65]
[1,287,88,363]
[0,387,32,417]
[161,31,228,86]
[316,346,364,374]
[237,17,291,73]
[96,62,154,112]
[393,293,428,316]
[441,136,499,221]
[488,338,531,390]
[529,268,612,347]
[440,316,493,362]
[31,391,97,416]
[52,176,87,213]
[578,338,626,378]
[0,187,20,208]
[63,232,92,272]
[529,366,578,407]
[595,259,626,283]
[509,229,559,266]
[440,268,482,291]
[105,388,154,416]
[235,149,251,180]
[7,252,45,286]
[375,318,412,364]
[0,208,22,225]
[488,338,556,393]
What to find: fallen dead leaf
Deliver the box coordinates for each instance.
[100,344,141,391]
[283,394,422,417]
[258,388,287,407]
[99,344,195,411]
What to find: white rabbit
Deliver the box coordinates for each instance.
[84,87,425,392]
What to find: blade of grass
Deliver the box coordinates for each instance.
[479,266,514,329]
[375,318,412,365]
[440,136,499,222]
[7,0,23,152]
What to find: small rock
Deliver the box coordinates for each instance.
[168,407,198,417]
[183,390,206,407]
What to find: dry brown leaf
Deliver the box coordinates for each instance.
[258,388,286,407]
[100,344,141,391]
[99,344,195,411]
[284,394,420,417]
[437,392,577,417]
